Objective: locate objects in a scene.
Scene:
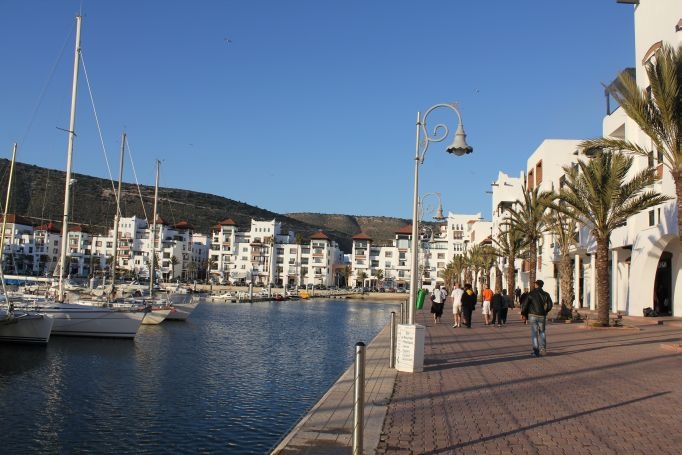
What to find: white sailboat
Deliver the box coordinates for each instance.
[139,160,196,323]
[14,15,144,339]
[0,144,53,344]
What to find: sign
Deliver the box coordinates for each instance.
[395,324,425,373]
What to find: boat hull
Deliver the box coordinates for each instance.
[165,300,199,321]
[18,303,144,339]
[0,312,53,344]
[141,309,172,325]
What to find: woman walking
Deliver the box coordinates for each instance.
[430,284,445,324]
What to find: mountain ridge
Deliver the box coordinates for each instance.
[0,159,410,253]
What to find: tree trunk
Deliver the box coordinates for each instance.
[559,253,574,319]
[495,266,503,292]
[672,172,682,244]
[596,237,610,326]
[528,240,537,286]
[507,252,515,296]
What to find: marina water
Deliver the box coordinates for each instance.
[0,298,397,454]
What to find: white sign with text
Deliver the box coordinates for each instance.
[395,324,425,373]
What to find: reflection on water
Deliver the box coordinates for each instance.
[0,298,396,454]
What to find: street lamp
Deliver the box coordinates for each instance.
[408,104,472,325]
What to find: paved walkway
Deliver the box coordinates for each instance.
[378,305,682,454]
[274,302,682,454]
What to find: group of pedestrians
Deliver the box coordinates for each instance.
[427,280,554,357]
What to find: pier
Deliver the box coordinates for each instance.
[273,302,682,454]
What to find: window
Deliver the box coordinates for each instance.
[527,169,535,190]
[384,251,392,258]
[535,160,543,185]
[649,210,655,226]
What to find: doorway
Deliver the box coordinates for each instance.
[654,252,672,316]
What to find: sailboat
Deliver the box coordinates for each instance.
[135,159,196,322]
[14,15,144,338]
[0,144,53,344]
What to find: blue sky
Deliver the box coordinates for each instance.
[0,1,635,221]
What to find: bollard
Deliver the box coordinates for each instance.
[353,342,366,455]
[389,312,396,368]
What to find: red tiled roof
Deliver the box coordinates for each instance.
[35,222,61,233]
[0,214,33,226]
[173,220,193,230]
[218,218,237,226]
[310,231,330,240]
[395,224,414,234]
[352,233,372,240]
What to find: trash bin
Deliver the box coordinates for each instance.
[416,288,427,309]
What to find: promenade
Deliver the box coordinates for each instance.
[274,301,682,455]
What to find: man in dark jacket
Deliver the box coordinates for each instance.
[460,283,477,328]
[521,280,553,357]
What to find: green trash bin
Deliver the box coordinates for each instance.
[416,288,427,309]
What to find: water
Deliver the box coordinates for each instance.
[0,298,397,454]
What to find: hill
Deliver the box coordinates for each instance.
[0,159,410,253]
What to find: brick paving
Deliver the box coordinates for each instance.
[273,301,682,455]
[377,304,682,454]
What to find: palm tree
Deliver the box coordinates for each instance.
[441,254,466,288]
[375,268,384,287]
[493,224,528,295]
[505,183,554,286]
[342,265,351,288]
[555,151,671,326]
[188,261,198,281]
[170,255,179,280]
[546,208,579,319]
[479,244,497,290]
[357,271,368,288]
[581,43,682,244]
[465,244,485,294]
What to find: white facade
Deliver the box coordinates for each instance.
[600,0,682,316]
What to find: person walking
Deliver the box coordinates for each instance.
[430,284,445,324]
[491,289,503,327]
[461,283,477,328]
[451,283,464,328]
[500,289,511,325]
[521,280,554,357]
[481,284,493,325]
[519,287,530,324]
[514,287,522,306]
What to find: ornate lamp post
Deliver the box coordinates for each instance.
[408,104,472,325]
[396,104,472,374]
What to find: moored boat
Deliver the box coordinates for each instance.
[0,307,53,344]
[141,306,172,325]
[14,302,144,338]
[165,299,199,321]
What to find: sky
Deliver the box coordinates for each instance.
[0,1,636,221]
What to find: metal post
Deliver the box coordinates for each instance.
[408,112,422,325]
[353,342,366,455]
[389,312,396,368]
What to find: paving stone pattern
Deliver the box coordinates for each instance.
[377,304,682,455]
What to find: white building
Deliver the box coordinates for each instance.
[598,0,681,316]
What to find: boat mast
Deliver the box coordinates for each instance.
[0,144,18,299]
[57,15,82,301]
[111,132,126,290]
[149,160,160,296]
